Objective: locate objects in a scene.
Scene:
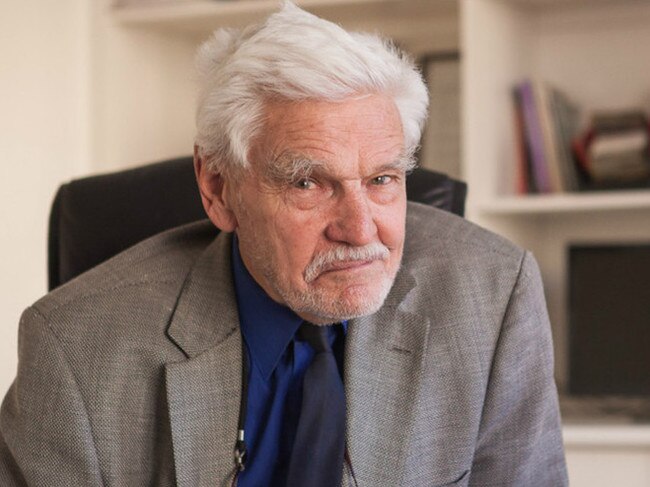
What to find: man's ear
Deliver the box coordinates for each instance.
[193,145,238,232]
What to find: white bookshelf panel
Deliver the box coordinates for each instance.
[534,1,650,117]
[480,191,650,215]
[462,2,650,418]
[564,423,650,487]
[462,0,650,210]
[112,0,459,55]
[564,424,650,448]
[461,0,537,216]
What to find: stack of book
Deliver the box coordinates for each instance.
[512,79,581,194]
[573,111,650,189]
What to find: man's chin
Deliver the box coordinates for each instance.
[287,281,393,325]
[296,304,382,326]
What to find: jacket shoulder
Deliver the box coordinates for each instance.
[32,220,219,322]
[405,202,524,265]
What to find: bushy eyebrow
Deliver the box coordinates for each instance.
[378,149,417,175]
[262,148,417,185]
[262,152,324,185]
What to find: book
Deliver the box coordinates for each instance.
[534,81,565,192]
[513,79,582,193]
[572,111,650,188]
[512,87,535,194]
[589,127,650,182]
[592,111,647,133]
[518,80,552,193]
[590,129,648,158]
[549,87,581,191]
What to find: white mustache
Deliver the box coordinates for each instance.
[304,242,390,283]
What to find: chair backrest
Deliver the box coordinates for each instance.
[48,156,467,290]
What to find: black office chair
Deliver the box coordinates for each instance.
[48,156,467,290]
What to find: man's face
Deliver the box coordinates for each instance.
[224,95,407,324]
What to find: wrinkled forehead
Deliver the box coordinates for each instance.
[248,94,407,178]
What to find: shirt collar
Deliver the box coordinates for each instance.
[231,235,303,381]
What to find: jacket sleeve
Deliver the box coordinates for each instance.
[0,306,103,487]
[469,251,569,486]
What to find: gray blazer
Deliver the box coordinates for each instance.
[0,203,568,486]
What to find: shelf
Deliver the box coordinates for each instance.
[112,0,458,53]
[563,424,650,448]
[498,0,650,14]
[478,190,650,215]
[463,0,650,216]
[113,0,395,25]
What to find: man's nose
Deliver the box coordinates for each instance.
[325,190,377,246]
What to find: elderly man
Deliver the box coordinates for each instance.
[0,3,567,486]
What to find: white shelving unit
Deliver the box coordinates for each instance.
[564,424,650,448]
[563,423,650,486]
[112,0,459,55]
[462,1,650,485]
[461,0,650,382]
[480,190,650,215]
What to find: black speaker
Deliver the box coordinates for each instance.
[568,243,650,396]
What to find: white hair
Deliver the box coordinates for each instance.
[194,1,429,174]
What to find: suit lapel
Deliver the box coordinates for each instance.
[344,269,431,484]
[165,232,243,487]
[161,230,437,485]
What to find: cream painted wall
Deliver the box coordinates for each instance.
[0,0,200,397]
[88,0,197,172]
[0,1,90,396]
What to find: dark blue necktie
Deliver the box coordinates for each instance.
[286,323,346,487]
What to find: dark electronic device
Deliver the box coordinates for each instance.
[568,243,650,396]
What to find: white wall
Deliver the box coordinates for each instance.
[0,0,91,396]
[0,0,199,397]
[88,0,197,172]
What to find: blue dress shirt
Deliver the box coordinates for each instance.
[231,237,346,487]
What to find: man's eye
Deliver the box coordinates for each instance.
[293,178,315,190]
[371,175,393,185]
